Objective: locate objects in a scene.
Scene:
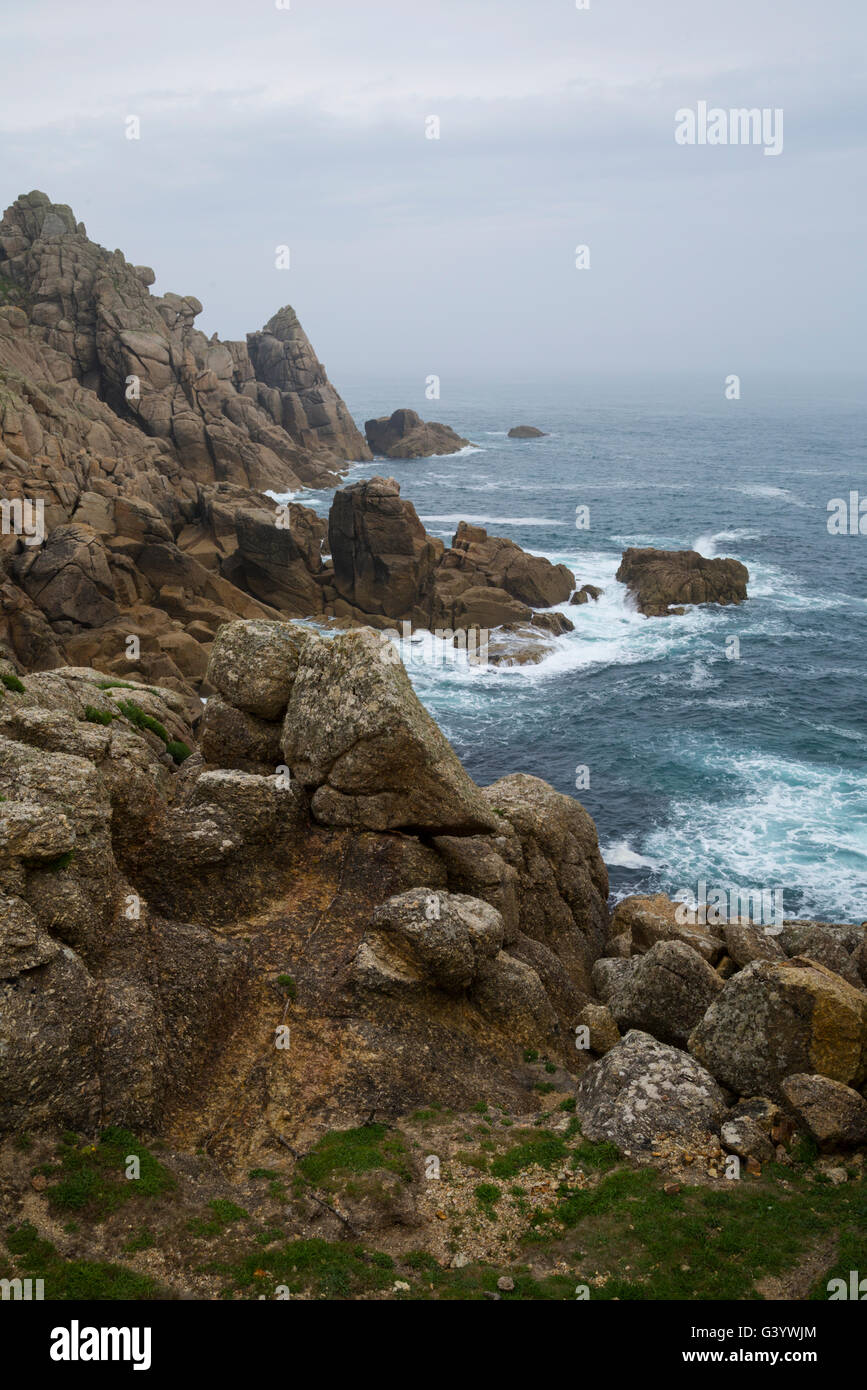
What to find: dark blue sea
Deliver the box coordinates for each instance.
[279,371,867,924]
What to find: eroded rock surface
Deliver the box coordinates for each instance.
[616,547,749,617]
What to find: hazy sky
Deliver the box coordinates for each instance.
[2,0,865,380]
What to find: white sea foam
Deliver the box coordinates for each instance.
[642,746,867,921]
[419,515,566,527]
[602,841,660,870]
[692,528,761,558]
[726,484,807,507]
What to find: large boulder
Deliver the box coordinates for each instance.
[608,939,723,1046]
[577,1030,728,1152]
[482,773,610,993]
[688,958,867,1099]
[616,547,749,617]
[355,888,504,994]
[280,627,500,834]
[611,893,723,962]
[206,619,307,719]
[364,408,469,459]
[778,923,864,988]
[780,1074,867,1149]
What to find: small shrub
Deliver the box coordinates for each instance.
[1,672,25,693]
[84,705,115,726]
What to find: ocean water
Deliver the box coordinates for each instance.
[281,372,867,923]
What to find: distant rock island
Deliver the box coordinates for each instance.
[364,408,470,459]
[507,424,546,438]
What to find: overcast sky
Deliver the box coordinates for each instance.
[2,0,865,380]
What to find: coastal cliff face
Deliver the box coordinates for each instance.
[0,193,579,696]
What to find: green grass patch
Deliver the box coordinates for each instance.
[84,705,117,725]
[571,1138,621,1172]
[489,1129,568,1180]
[44,1127,175,1220]
[525,1163,867,1300]
[474,1182,501,1221]
[0,672,25,693]
[209,1237,395,1299]
[298,1124,411,1188]
[187,1198,249,1238]
[5,1223,163,1300]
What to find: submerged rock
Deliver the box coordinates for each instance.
[570,584,603,605]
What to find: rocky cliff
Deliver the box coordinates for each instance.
[0,194,577,696]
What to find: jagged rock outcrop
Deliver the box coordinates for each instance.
[0,196,579,692]
[328,475,442,622]
[327,476,574,636]
[443,521,574,610]
[246,306,371,463]
[0,191,369,692]
[365,408,469,459]
[507,425,546,438]
[616,547,749,616]
[0,619,614,1140]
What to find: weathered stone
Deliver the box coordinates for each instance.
[608,939,723,1046]
[357,888,504,993]
[780,1073,867,1149]
[281,628,499,834]
[207,619,307,718]
[577,1001,620,1054]
[724,921,786,968]
[616,547,749,617]
[720,1116,775,1163]
[689,958,867,1099]
[577,1030,727,1152]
